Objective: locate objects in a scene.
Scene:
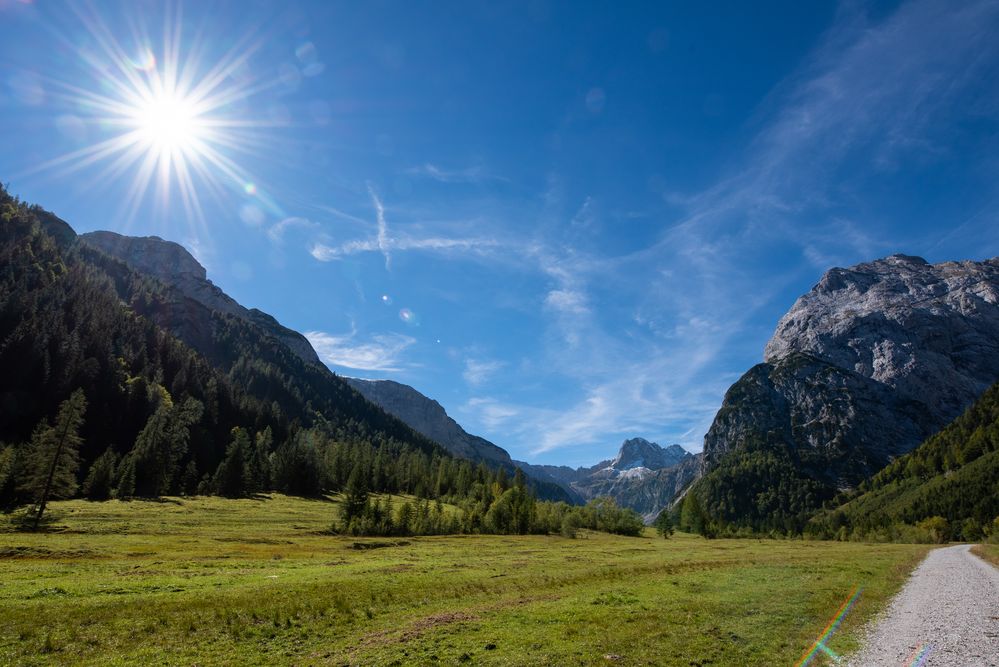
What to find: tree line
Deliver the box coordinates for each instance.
[2,388,645,537]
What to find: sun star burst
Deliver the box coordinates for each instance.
[28,4,281,228]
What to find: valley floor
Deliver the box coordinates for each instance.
[0,495,930,666]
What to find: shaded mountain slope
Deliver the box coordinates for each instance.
[343,378,575,502]
[808,380,999,540]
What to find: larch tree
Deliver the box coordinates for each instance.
[19,389,87,530]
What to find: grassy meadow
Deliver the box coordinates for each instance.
[0,495,930,666]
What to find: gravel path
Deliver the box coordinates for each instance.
[847,544,999,666]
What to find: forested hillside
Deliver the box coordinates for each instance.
[807,381,999,542]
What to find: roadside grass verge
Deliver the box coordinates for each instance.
[971,543,999,568]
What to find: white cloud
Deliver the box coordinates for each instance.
[304,330,415,372]
[368,184,391,270]
[543,289,589,315]
[465,397,521,429]
[463,358,504,386]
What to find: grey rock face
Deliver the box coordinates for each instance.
[703,354,929,486]
[764,255,999,428]
[343,378,511,466]
[611,438,688,471]
[705,254,999,487]
[80,231,320,366]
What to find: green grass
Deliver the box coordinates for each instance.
[0,495,930,666]
[972,543,999,568]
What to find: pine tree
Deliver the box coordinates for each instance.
[18,390,87,529]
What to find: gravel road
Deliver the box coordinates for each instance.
[847,544,998,666]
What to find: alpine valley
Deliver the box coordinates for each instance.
[2,184,997,539]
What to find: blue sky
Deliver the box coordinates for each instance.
[2,0,998,466]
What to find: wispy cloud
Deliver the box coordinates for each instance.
[405,162,507,184]
[305,329,415,372]
[317,0,999,465]
[308,186,503,267]
[310,235,500,262]
[267,216,317,244]
[368,184,391,270]
[463,358,504,386]
[543,289,589,315]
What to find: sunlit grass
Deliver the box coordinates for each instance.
[972,543,999,568]
[0,495,929,666]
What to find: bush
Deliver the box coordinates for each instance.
[916,516,950,544]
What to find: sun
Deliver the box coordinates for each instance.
[133,92,203,155]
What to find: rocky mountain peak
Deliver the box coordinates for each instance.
[82,231,207,282]
[610,438,689,471]
[763,255,999,428]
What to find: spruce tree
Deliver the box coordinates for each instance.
[131,395,203,496]
[341,462,369,527]
[18,390,87,529]
[214,428,251,497]
[654,509,674,538]
[81,448,118,500]
[248,427,273,494]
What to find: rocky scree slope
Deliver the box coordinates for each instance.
[692,254,999,531]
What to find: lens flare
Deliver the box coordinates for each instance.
[794,585,862,667]
[127,47,156,71]
[399,308,418,325]
[905,642,933,667]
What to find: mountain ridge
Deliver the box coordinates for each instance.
[80,231,322,367]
